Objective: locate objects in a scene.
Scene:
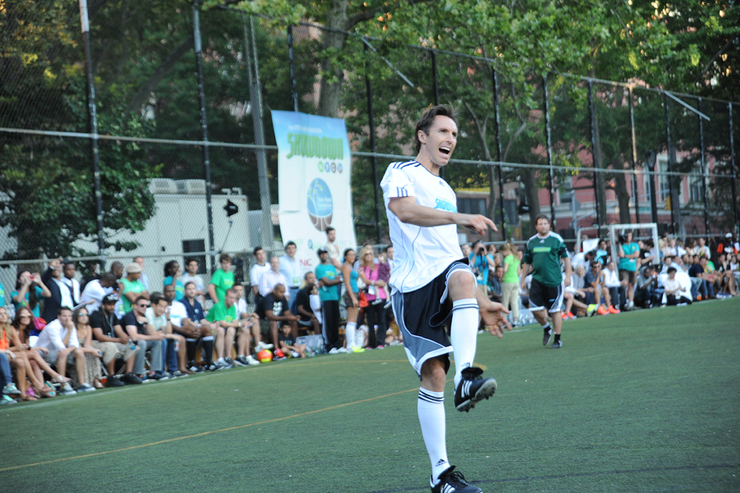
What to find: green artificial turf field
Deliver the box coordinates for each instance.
[2,298,739,492]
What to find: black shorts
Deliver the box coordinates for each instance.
[528,278,564,313]
[391,259,475,377]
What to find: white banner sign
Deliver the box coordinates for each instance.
[272,110,357,278]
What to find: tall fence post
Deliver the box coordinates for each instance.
[628,87,640,226]
[730,103,739,234]
[492,69,506,241]
[431,50,439,106]
[698,98,710,236]
[364,40,381,243]
[588,80,603,235]
[288,25,299,112]
[241,16,274,252]
[79,0,105,269]
[543,74,556,227]
[664,92,677,234]
[192,0,216,272]
[646,151,659,225]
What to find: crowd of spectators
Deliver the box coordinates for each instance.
[1,225,737,405]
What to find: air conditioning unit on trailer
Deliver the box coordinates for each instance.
[148,178,178,195]
[176,179,207,195]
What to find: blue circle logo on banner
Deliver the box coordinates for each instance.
[307,178,333,231]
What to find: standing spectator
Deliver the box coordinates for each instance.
[595,239,609,266]
[33,306,96,393]
[696,237,711,259]
[500,243,521,326]
[71,307,105,389]
[79,272,117,314]
[468,241,494,295]
[324,227,342,269]
[295,272,320,335]
[341,248,362,352]
[617,232,639,310]
[358,245,388,349]
[11,270,50,320]
[160,287,192,376]
[110,261,124,282]
[258,256,290,300]
[385,244,395,263]
[603,261,623,313]
[123,296,165,381]
[163,260,185,302]
[206,287,242,369]
[663,267,692,305]
[60,261,81,306]
[489,266,504,301]
[460,243,472,258]
[249,247,270,306]
[181,258,205,306]
[0,279,5,309]
[133,257,150,291]
[257,284,299,354]
[634,265,659,308]
[89,294,140,385]
[120,262,149,314]
[279,241,302,302]
[315,248,343,353]
[41,258,75,323]
[208,253,235,305]
[177,281,216,372]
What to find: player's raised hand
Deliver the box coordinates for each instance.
[459,214,498,236]
[480,300,512,338]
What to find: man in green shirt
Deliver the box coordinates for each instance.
[617,231,640,310]
[120,263,149,314]
[206,287,243,370]
[520,215,572,348]
[208,253,235,305]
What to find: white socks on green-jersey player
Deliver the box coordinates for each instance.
[450,298,479,388]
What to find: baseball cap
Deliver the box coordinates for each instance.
[317,248,328,256]
[726,232,733,238]
[102,293,119,304]
[125,262,142,274]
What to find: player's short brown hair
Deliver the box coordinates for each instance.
[414,105,457,153]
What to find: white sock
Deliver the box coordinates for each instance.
[217,357,225,363]
[450,298,479,388]
[345,322,356,348]
[418,388,449,482]
[542,322,551,330]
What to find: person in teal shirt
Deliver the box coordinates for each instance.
[163,260,184,301]
[618,231,640,310]
[0,281,5,308]
[315,248,343,353]
[11,271,51,318]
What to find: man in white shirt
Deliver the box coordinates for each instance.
[249,246,271,306]
[603,261,623,312]
[279,241,302,302]
[180,258,205,305]
[324,227,342,269]
[33,306,95,393]
[258,256,290,300]
[79,273,118,313]
[380,105,511,493]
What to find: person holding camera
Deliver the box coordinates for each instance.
[468,241,495,296]
[617,231,640,310]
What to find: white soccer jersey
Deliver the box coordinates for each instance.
[380,160,463,293]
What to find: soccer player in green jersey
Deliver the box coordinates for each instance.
[520,215,572,348]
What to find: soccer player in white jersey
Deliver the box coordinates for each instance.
[380,105,512,493]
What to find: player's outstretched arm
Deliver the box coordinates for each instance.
[476,286,512,338]
[388,196,497,235]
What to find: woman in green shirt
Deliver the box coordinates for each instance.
[500,243,521,326]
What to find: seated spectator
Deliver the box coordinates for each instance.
[180,258,205,306]
[489,265,504,301]
[11,306,70,389]
[257,284,299,355]
[33,307,96,394]
[278,324,306,359]
[163,260,185,302]
[595,239,609,266]
[89,294,140,386]
[206,287,242,370]
[11,270,50,326]
[715,253,737,297]
[61,260,81,306]
[123,296,165,381]
[120,263,149,314]
[249,247,270,307]
[563,265,588,318]
[0,350,19,404]
[149,290,188,377]
[583,262,608,315]
[41,258,74,323]
[259,255,290,301]
[174,281,214,372]
[634,265,660,308]
[80,272,118,314]
[684,238,697,256]
[603,261,624,312]
[234,284,268,356]
[72,307,105,389]
[295,272,320,335]
[689,257,715,300]
[208,253,235,305]
[663,267,692,305]
[133,257,150,291]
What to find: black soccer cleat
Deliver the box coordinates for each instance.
[430,466,482,493]
[454,367,497,413]
[542,326,552,346]
[550,340,562,348]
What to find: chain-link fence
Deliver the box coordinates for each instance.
[1,2,739,310]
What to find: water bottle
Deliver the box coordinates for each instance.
[129,339,136,351]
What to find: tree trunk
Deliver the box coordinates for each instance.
[522,169,541,235]
[317,0,349,117]
[592,112,608,225]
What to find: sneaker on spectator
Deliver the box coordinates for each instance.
[567,312,575,319]
[255,341,274,351]
[77,383,96,392]
[3,383,21,396]
[214,359,230,370]
[597,305,609,316]
[587,304,598,316]
[224,357,236,368]
[106,376,125,388]
[290,350,301,358]
[626,301,634,311]
[1,394,17,405]
[350,346,365,353]
[170,370,188,378]
[337,347,348,353]
[59,382,77,395]
[234,356,249,367]
[328,347,340,355]
[245,355,261,366]
[607,305,620,314]
[560,312,568,320]
[120,373,143,385]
